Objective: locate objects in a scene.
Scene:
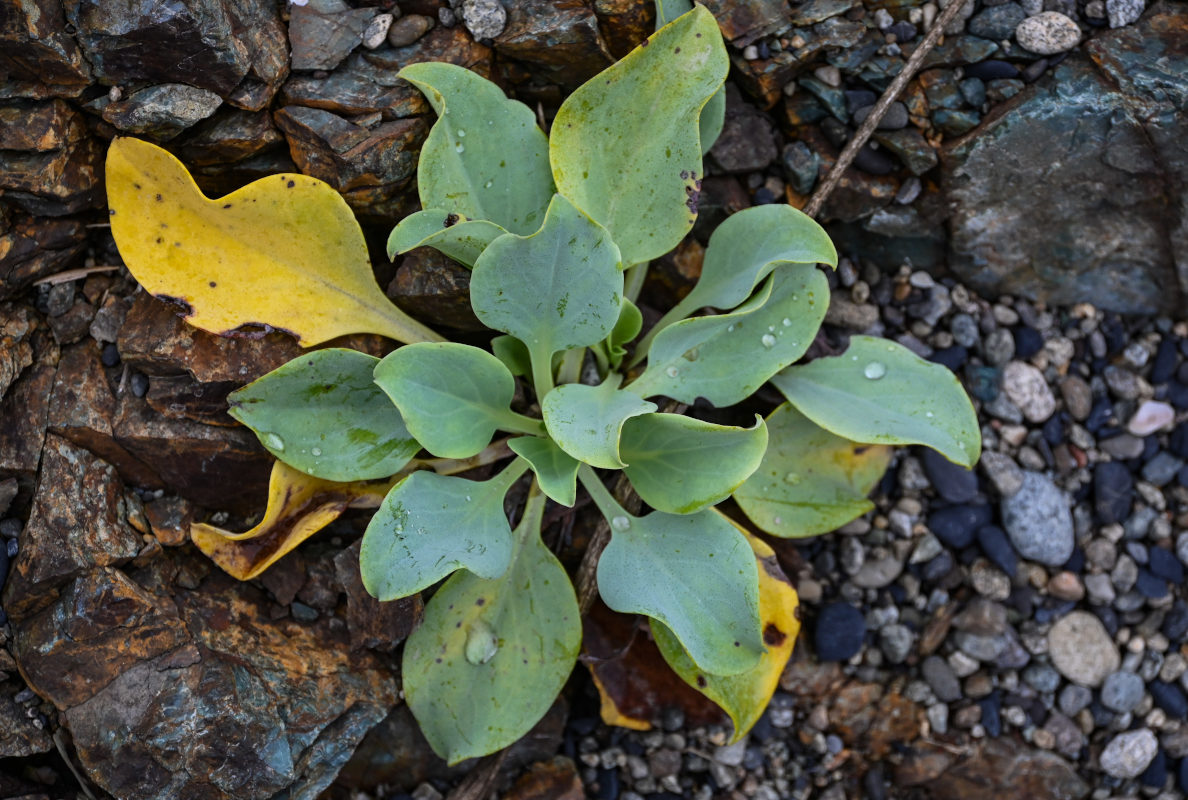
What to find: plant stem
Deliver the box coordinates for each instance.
[529,346,554,399]
[577,465,629,521]
[574,467,643,614]
[496,410,548,437]
[623,262,649,303]
[419,438,514,475]
[556,347,585,386]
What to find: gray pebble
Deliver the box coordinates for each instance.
[1048,611,1120,687]
[461,0,507,40]
[1002,361,1056,422]
[1100,728,1158,778]
[879,624,914,664]
[922,655,963,701]
[1023,663,1061,693]
[1101,670,1145,712]
[1105,0,1143,26]
[1058,684,1093,716]
[1000,472,1074,566]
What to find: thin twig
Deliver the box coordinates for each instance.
[446,749,509,800]
[32,265,122,286]
[803,0,970,219]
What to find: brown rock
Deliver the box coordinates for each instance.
[504,756,585,800]
[0,211,87,299]
[702,0,791,45]
[145,374,239,427]
[643,237,704,311]
[369,24,493,77]
[0,0,92,99]
[731,49,799,109]
[388,14,434,47]
[0,302,35,399]
[46,299,95,345]
[275,105,426,220]
[0,685,52,757]
[894,742,957,786]
[495,0,614,87]
[281,54,425,120]
[0,361,55,482]
[333,539,422,652]
[224,0,289,111]
[288,1,376,72]
[388,248,484,332]
[0,100,103,215]
[592,0,655,58]
[177,109,285,168]
[921,738,1090,799]
[144,495,195,547]
[4,435,142,620]
[710,84,780,173]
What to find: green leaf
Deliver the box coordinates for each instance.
[654,0,725,154]
[399,62,553,235]
[227,349,420,482]
[359,460,529,600]
[471,194,623,391]
[628,265,829,406]
[508,437,580,507]
[491,335,531,377]
[771,336,982,467]
[607,297,643,369]
[594,503,763,675]
[542,376,657,469]
[733,403,893,537]
[403,488,580,764]
[550,6,728,265]
[374,342,538,459]
[386,209,507,267]
[620,413,768,514]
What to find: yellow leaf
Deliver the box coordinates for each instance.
[191,460,401,581]
[652,514,801,743]
[106,137,443,347]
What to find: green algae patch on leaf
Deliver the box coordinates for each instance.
[771,336,981,467]
[228,348,419,482]
[386,209,507,267]
[359,460,529,600]
[402,489,580,764]
[106,137,441,346]
[620,413,767,514]
[542,375,657,469]
[734,403,893,538]
[399,62,554,235]
[549,6,728,265]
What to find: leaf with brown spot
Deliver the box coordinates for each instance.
[191,459,401,580]
[652,520,800,743]
[106,137,444,347]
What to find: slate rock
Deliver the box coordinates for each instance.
[710,85,779,174]
[0,99,104,215]
[495,0,614,87]
[781,141,820,195]
[969,4,1026,40]
[0,688,52,757]
[1094,461,1133,523]
[977,525,1018,576]
[1149,546,1185,583]
[1150,680,1188,719]
[1000,472,1073,566]
[389,247,484,331]
[101,83,223,141]
[0,212,86,299]
[0,0,92,99]
[815,602,865,661]
[907,737,1088,798]
[1048,611,1120,687]
[289,0,377,72]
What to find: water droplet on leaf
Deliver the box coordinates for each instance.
[464,620,498,665]
[665,366,679,378]
[761,334,777,348]
[782,318,792,327]
[455,143,465,154]
[611,516,631,531]
[262,432,285,451]
[783,472,801,485]
[456,128,466,137]
[864,361,887,380]
[310,446,322,457]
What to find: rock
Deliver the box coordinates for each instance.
[0,212,86,299]
[0,99,104,216]
[1048,611,1120,687]
[1127,400,1175,435]
[710,85,779,174]
[879,623,914,664]
[1100,670,1144,712]
[782,141,820,195]
[101,83,223,140]
[1047,571,1084,601]
[503,757,584,800]
[1150,680,1188,719]
[0,357,54,482]
[333,540,422,652]
[1014,11,1080,55]
[388,14,435,47]
[850,552,904,588]
[1105,0,1144,27]
[0,0,92,99]
[929,503,992,549]
[1094,461,1133,524]
[909,737,1088,798]
[362,13,394,49]
[979,451,1024,497]
[969,3,1025,40]
[922,655,962,702]
[289,1,377,71]
[389,248,485,332]
[1002,362,1056,422]
[0,687,53,757]
[495,0,613,87]
[922,449,980,503]
[1058,376,1092,420]
[815,602,865,661]
[853,102,910,131]
[1100,729,1158,778]
[1000,472,1073,566]
[977,525,1018,576]
[1149,546,1184,582]
[462,0,507,40]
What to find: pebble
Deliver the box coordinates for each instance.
[1150,680,1188,719]
[976,525,1018,577]
[461,0,507,40]
[969,2,1025,39]
[1058,684,1093,716]
[1099,728,1158,778]
[1002,362,1056,422]
[928,503,992,549]
[1000,472,1074,566]
[1094,461,1134,524]
[388,14,433,47]
[361,13,393,49]
[1047,571,1084,601]
[1101,671,1145,712]
[1059,376,1093,421]
[1099,434,1144,460]
[1014,11,1081,54]
[1106,0,1144,27]
[1048,611,1120,687]
[1127,400,1175,435]
[815,603,865,661]
[879,624,914,664]
[922,655,962,701]
[1149,546,1184,582]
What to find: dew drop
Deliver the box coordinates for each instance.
[665,366,679,378]
[466,495,472,502]
[611,515,631,531]
[456,128,466,137]
[864,361,887,380]
[682,347,699,362]
[761,334,777,348]
[773,516,782,525]
[768,325,776,332]
[782,318,792,327]
[727,324,736,332]
[455,143,465,153]
[925,411,934,418]
[310,446,322,457]
[262,432,285,451]
[484,179,493,188]
[464,620,498,665]
[783,472,802,485]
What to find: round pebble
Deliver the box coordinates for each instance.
[1048,611,1120,687]
[1002,361,1056,422]
[1014,11,1081,56]
[1100,671,1144,713]
[815,603,865,662]
[1127,400,1175,436]
[1099,728,1158,778]
[1000,472,1074,566]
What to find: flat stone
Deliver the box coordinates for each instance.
[911,737,1088,798]
[1127,400,1175,436]
[494,0,613,87]
[710,85,779,174]
[1100,729,1158,778]
[0,99,104,216]
[1015,12,1081,55]
[979,451,1024,496]
[922,655,963,702]
[1000,472,1074,566]
[101,83,223,141]
[0,0,91,99]
[1002,361,1056,422]
[333,540,422,652]
[1048,611,1120,687]
[0,213,86,299]
[388,14,435,47]
[1094,461,1133,524]
[289,1,376,72]
[815,602,865,661]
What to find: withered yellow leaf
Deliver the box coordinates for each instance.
[191,460,401,581]
[106,137,443,346]
[652,516,801,743]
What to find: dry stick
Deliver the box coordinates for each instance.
[803,0,969,219]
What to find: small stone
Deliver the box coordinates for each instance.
[979,451,1024,497]
[1048,611,1120,687]
[1150,680,1188,719]
[1100,729,1158,778]
[1101,671,1144,712]
[815,603,865,661]
[1047,571,1084,601]
[880,624,914,664]
[928,504,992,549]
[1001,472,1074,566]
[1085,573,1116,605]
[922,449,980,503]
[969,2,1026,39]
[1014,11,1080,55]
[977,525,1018,577]
[362,13,393,48]
[1127,400,1175,436]
[1058,684,1093,716]
[388,14,434,47]
[1002,361,1056,422]
[1100,434,1144,460]
[1105,0,1144,27]
[1059,376,1093,421]
[461,0,507,40]
[1149,547,1184,583]
[922,655,962,702]
[1094,462,1134,524]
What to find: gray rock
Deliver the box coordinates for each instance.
[362,13,393,49]
[970,3,1026,40]
[853,102,909,130]
[1099,729,1158,778]
[1002,362,1056,422]
[1084,573,1116,605]
[1023,663,1061,693]
[1106,0,1144,27]
[388,15,434,47]
[1101,670,1145,712]
[1000,472,1074,566]
[979,451,1024,497]
[1048,611,1121,687]
[879,624,914,664]
[462,0,507,40]
[289,1,377,71]
[983,328,1016,366]
[955,630,1009,662]
[101,84,222,141]
[1058,684,1093,716]
[1141,452,1183,486]
[1059,376,1093,420]
[1014,11,1081,54]
[1100,434,1145,460]
[922,655,963,701]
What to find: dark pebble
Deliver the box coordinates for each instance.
[815,603,866,662]
[888,20,916,41]
[928,503,992,549]
[130,371,150,397]
[928,345,968,371]
[1062,546,1084,573]
[1151,338,1179,383]
[596,767,619,800]
[1094,461,1133,524]
[1035,599,1076,625]
[1177,360,1188,384]
[978,525,1018,577]
[959,76,987,108]
[290,602,318,621]
[1163,601,1188,640]
[1013,326,1044,359]
[1168,382,1188,410]
[750,711,774,742]
[1142,436,1160,461]
[0,548,8,593]
[863,764,887,800]
[1093,605,1119,636]
[100,342,121,367]
[1136,569,1169,599]
[1180,756,1188,793]
[1008,585,1035,616]
[853,144,898,175]
[569,716,598,736]
[0,519,20,538]
[1173,464,1188,488]
[1101,316,1126,353]
[923,551,955,583]
[958,544,981,566]
[753,187,778,204]
[921,449,980,503]
[5,538,15,558]
[980,691,1002,737]
[1085,397,1114,433]
[1149,546,1185,583]
[1169,423,1188,459]
[1089,700,1114,728]
[964,59,1020,80]
[845,89,877,113]
[1141,750,1167,788]
[1042,414,1064,446]
[1021,58,1049,83]
[965,364,1001,403]
[1151,681,1188,719]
